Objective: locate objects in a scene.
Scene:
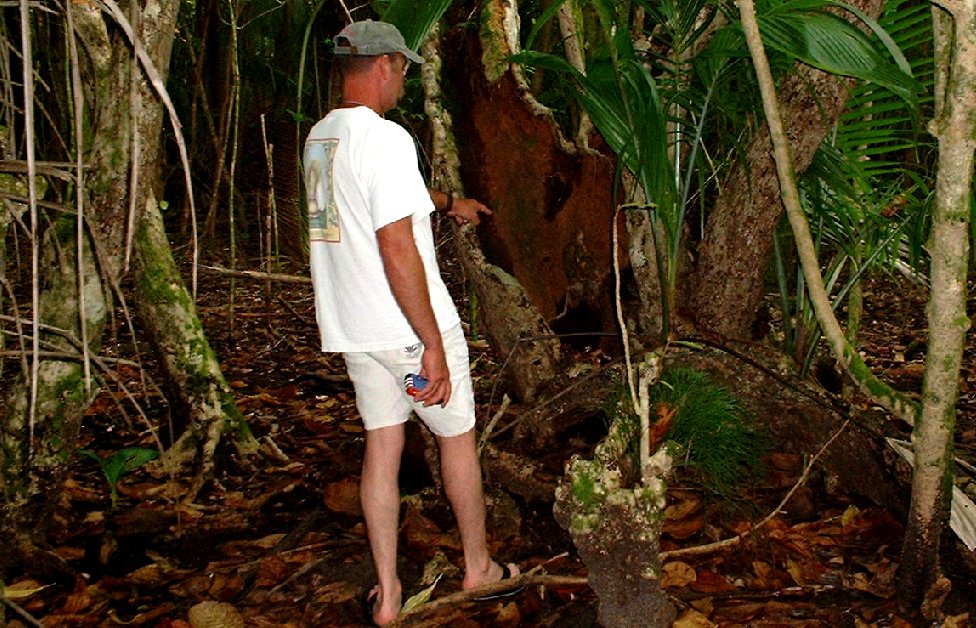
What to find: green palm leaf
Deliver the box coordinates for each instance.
[756,8,918,104]
[377,0,454,50]
[802,0,933,270]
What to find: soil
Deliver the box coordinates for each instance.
[4,248,976,627]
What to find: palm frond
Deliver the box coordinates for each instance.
[798,0,934,281]
[378,0,453,50]
[756,6,919,104]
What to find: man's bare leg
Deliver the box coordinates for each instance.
[361,424,406,625]
[436,429,520,589]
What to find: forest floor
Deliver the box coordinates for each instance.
[4,242,976,627]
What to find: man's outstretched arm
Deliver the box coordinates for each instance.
[428,189,493,226]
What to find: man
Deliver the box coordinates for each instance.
[303,20,519,627]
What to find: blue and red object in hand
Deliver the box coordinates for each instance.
[404,373,428,397]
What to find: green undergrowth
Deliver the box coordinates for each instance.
[651,367,767,498]
[598,366,767,500]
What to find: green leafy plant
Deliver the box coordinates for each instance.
[79,447,159,508]
[650,367,766,496]
[773,0,935,372]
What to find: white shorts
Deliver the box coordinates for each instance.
[342,325,475,437]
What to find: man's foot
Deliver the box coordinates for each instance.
[362,583,402,626]
[463,561,524,601]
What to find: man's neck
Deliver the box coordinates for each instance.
[340,84,384,113]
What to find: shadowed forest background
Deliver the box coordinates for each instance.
[1,0,975,626]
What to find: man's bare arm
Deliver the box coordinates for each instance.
[376,216,451,407]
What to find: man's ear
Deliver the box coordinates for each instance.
[379,53,395,78]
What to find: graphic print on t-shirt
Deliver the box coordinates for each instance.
[304,138,340,242]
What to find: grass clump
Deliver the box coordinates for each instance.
[651,367,766,496]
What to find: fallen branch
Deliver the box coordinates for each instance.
[387,566,588,627]
[200,264,310,284]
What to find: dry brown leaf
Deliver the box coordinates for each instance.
[492,600,522,626]
[208,573,246,600]
[766,453,803,473]
[126,564,167,587]
[256,383,300,400]
[174,573,219,598]
[63,479,104,502]
[302,413,336,435]
[662,561,696,588]
[110,603,176,625]
[60,591,92,613]
[311,581,359,604]
[255,555,290,587]
[851,571,872,592]
[942,613,970,628]
[188,600,245,628]
[715,602,764,623]
[786,558,806,585]
[401,502,460,551]
[690,597,713,615]
[55,546,86,561]
[663,512,704,540]
[322,477,362,516]
[692,569,733,593]
[646,403,678,452]
[751,561,775,588]
[665,494,702,520]
[673,608,717,627]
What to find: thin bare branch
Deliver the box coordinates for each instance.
[123,0,140,275]
[19,0,39,451]
[66,0,92,397]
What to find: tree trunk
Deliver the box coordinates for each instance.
[1,0,245,572]
[897,2,975,614]
[0,233,106,575]
[553,395,676,628]
[0,0,139,573]
[443,0,621,357]
[421,18,563,403]
[691,0,883,341]
[133,191,257,498]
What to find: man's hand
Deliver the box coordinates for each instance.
[447,197,492,226]
[415,346,452,407]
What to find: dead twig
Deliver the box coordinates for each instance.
[477,393,510,455]
[0,592,43,627]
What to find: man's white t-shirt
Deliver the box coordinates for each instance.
[303,106,460,352]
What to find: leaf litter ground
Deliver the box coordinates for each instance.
[6,257,976,627]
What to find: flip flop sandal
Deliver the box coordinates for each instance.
[361,585,379,624]
[472,564,526,602]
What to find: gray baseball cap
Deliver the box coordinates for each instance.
[334,20,425,64]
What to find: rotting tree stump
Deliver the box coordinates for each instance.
[553,421,677,627]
